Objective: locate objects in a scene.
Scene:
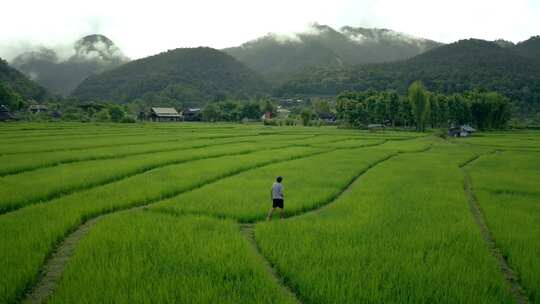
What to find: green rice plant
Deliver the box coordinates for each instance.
[152,147,398,222]
[0,141,264,213]
[377,135,436,152]
[0,129,268,155]
[460,131,540,151]
[49,212,296,303]
[0,133,313,176]
[0,136,257,176]
[468,151,540,302]
[255,144,513,303]
[0,146,319,303]
[309,138,386,148]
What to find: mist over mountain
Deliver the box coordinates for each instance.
[0,58,48,102]
[71,47,269,106]
[277,38,540,114]
[224,23,442,82]
[10,34,129,96]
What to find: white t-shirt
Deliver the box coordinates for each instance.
[272,182,283,199]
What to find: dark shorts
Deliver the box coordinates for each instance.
[272,199,284,208]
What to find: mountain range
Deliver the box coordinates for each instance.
[277,37,540,113]
[1,25,540,115]
[224,23,441,82]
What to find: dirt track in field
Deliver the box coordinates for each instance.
[463,155,530,304]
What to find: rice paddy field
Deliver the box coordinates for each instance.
[0,122,538,304]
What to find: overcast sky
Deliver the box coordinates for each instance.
[1,0,539,61]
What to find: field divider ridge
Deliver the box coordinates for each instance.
[461,153,530,304]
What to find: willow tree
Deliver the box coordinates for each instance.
[408,81,431,131]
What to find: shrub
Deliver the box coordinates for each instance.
[120,116,136,123]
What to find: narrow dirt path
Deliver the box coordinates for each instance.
[462,156,530,304]
[22,206,148,304]
[22,216,104,304]
[240,224,302,304]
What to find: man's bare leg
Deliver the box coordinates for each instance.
[267,208,276,220]
[279,208,284,220]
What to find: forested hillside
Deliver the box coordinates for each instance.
[0,58,48,103]
[515,36,540,62]
[277,39,540,114]
[71,47,269,106]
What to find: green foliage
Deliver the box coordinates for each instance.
[300,107,314,126]
[202,103,220,122]
[408,81,431,131]
[108,105,125,122]
[336,87,511,130]
[95,109,111,122]
[201,100,265,122]
[0,82,25,110]
[119,116,136,123]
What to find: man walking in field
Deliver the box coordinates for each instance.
[267,176,284,220]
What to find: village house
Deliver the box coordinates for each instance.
[183,108,201,121]
[0,105,15,121]
[318,111,336,123]
[150,107,182,122]
[29,104,49,114]
[448,125,476,137]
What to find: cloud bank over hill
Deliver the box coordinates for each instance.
[0,0,538,61]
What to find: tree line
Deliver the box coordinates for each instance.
[337,81,511,131]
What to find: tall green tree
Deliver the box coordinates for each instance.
[0,83,25,110]
[300,107,314,126]
[408,81,431,131]
[202,103,220,122]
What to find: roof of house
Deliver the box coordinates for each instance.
[462,125,476,132]
[29,104,48,110]
[151,107,181,117]
[449,125,476,132]
[0,105,10,112]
